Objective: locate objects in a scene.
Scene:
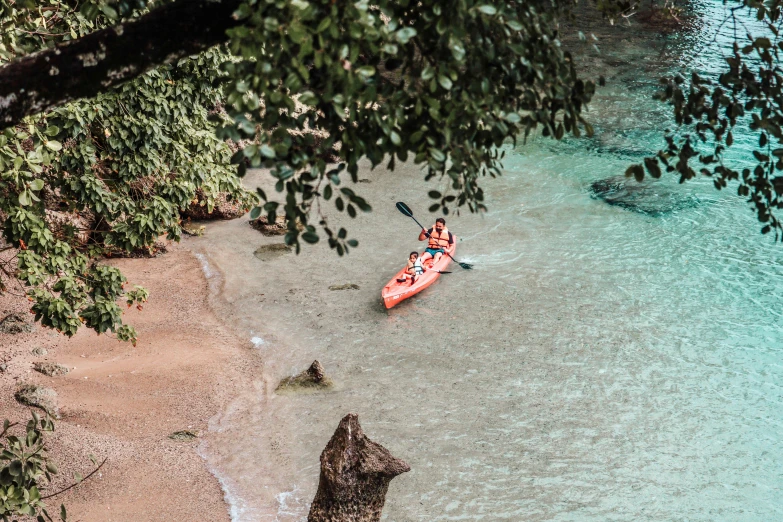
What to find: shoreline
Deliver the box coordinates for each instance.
[0,242,264,521]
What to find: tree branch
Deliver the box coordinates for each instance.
[0,0,243,129]
[41,457,108,499]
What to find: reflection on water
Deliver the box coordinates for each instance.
[198,2,783,521]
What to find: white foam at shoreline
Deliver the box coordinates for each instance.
[276,485,308,520]
[194,252,215,278]
[197,444,268,522]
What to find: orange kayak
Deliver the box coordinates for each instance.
[381,239,456,309]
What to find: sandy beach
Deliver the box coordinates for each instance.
[0,243,262,521]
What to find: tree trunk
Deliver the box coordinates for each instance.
[0,0,242,129]
[308,413,410,522]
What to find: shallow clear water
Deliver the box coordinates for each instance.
[196,3,783,521]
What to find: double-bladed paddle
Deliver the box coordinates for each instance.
[395,202,473,270]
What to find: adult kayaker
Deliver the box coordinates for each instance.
[418,217,453,265]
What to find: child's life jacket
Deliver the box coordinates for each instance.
[406,257,425,275]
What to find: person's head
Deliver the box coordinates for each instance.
[435,217,446,232]
[409,251,419,261]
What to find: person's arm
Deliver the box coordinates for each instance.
[419,227,432,241]
[448,232,454,245]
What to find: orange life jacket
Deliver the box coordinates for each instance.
[427,227,451,250]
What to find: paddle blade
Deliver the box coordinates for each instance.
[458,262,473,270]
[395,201,414,218]
[437,271,453,274]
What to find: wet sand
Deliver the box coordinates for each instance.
[0,244,262,521]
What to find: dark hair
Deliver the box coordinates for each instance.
[409,251,419,258]
[436,217,446,225]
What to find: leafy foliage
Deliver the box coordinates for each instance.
[631,1,783,238]
[6,0,783,339]
[0,1,253,341]
[0,413,66,522]
[220,0,599,254]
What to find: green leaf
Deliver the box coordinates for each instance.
[44,126,60,137]
[18,190,31,206]
[316,17,331,33]
[396,27,417,44]
[100,4,118,19]
[45,140,62,151]
[438,75,453,90]
[430,148,446,162]
[260,145,276,159]
[625,164,644,182]
[302,231,319,244]
[504,112,521,123]
[249,207,262,220]
[477,5,497,15]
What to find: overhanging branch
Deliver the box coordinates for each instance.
[0,0,242,129]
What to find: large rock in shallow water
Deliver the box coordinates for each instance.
[308,414,410,522]
[589,175,700,216]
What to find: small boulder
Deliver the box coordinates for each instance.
[33,362,70,377]
[169,430,201,441]
[253,243,292,261]
[15,384,59,418]
[182,190,246,220]
[276,360,333,393]
[44,209,94,246]
[31,347,48,357]
[0,313,32,334]
[250,215,305,236]
[329,284,360,291]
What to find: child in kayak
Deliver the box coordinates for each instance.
[397,251,425,284]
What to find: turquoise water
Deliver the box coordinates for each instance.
[197,3,783,520]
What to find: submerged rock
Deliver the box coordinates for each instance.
[0,313,32,334]
[31,347,47,357]
[589,175,700,216]
[277,360,333,393]
[15,384,59,418]
[308,413,410,522]
[169,430,201,441]
[182,221,206,237]
[253,243,292,261]
[33,362,70,377]
[329,284,360,291]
